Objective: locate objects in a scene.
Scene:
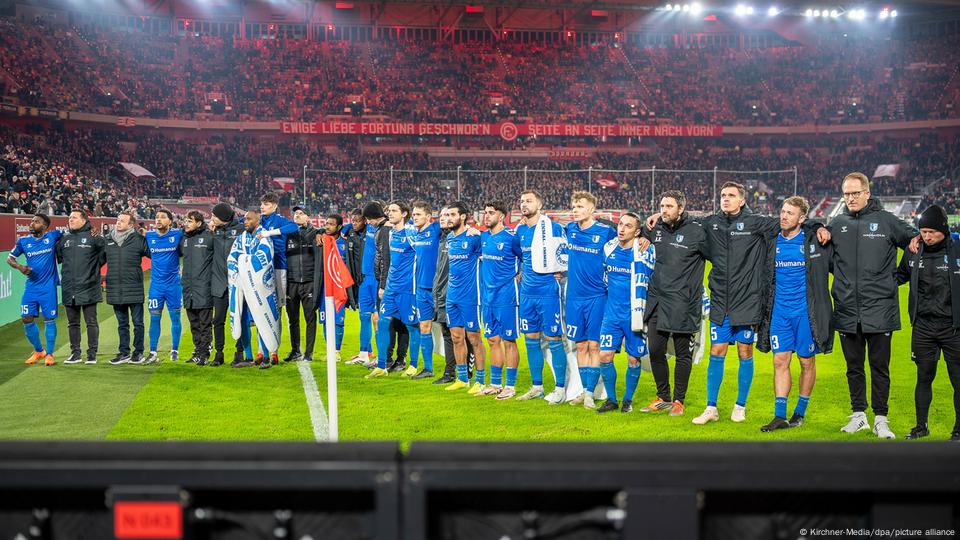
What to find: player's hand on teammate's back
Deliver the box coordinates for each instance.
[908,235,921,254]
[646,213,661,230]
[816,227,832,246]
[637,237,651,252]
[18,265,31,276]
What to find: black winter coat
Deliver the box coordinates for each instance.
[180,228,214,309]
[104,231,149,306]
[57,222,105,306]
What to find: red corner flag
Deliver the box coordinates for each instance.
[323,235,355,312]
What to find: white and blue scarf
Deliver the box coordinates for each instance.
[531,215,568,273]
[228,226,282,353]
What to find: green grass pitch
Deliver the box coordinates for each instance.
[0,276,955,444]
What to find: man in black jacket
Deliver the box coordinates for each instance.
[210,202,244,367]
[756,197,834,432]
[181,210,215,365]
[431,206,458,385]
[285,206,318,362]
[58,210,106,365]
[896,204,960,441]
[370,201,408,372]
[104,211,150,365]
[641,191,709,417]
[344,204,384,365]
[343,208,364,312]
[829,172,917,439]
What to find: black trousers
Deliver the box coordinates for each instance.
[65,303,99,358]
[388,317,409,363]
[839,325,893,416]
[113,303,144,357]
[287,281,317,356]
[911,318,960,428]
[212,292,242,356]
[186,308,213,358]
[647,312,694,404]
[438,321,457,377]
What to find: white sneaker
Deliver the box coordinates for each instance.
[568,392,586,406]
[544,388,567,405]
[692,406,720,425]
[840,412,870,433]
[515,386,544,401]
[731,404,747,423]
[583,394,596,409]
[873,415,896,439]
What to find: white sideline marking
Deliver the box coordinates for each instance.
[298,361,329,442]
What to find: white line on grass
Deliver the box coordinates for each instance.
[297,360,329,442]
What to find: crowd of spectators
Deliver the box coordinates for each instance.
[3,16,960,126]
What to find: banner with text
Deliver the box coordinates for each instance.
[281,121,722,140]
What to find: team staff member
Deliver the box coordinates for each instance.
[104,211,150,365]
[180,211,215,365]
[641,191,709,416]
[58,210,106,365]
[210,202,244,367]
[285,206,319,363]
[430,206,458,384]
[829,172,917,439]
[756,197,834,431]
[896,204,960,441]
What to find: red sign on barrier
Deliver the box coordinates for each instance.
[281,121,723,140]
[114,501,183,539]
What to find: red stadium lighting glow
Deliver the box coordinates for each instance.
[334,2,354,8]
[614,32,621,40]
[465,5,484,13]
[566,30,573,37]
[327,24,334,31]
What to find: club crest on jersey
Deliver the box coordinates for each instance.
[592,235,600,243]
[462,241,468,249]
[712,224,718,230]
[676,235,684,243]
[736,223,744,231]
[869,223,878,232]
[497,243,505,250]
[198,238,204,244]
[169,237,176,243]
[43,238,49,244]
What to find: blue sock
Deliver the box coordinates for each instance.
[524,337,544,386]
[706,354,725,407]
[624,365,641,402]
[506,367,518,387]
[548,339,567,387]
[23,322,42,352]
[406,325,420,368]
[475,368,485,384]
[590,366,602,392]
[421,331,434,372]
[375,318,391,369]
[359,312,373,352]
[169,309,182,351]
[336,324,345,351]
[578,366,588,391]
[736,357,754,407]
[149,311,162,351]
[491,365,503,386]
[600,362,618,404]
[795,395,810,417]
[456,363,468,383]
[240,324,253,360]
[43,320,57,354]
[775,396,788,419]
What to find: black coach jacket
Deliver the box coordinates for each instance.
[828,197,917,333]
[211,217,243,298]
[57,222,106,307]
[104,230,149,306]
[895,237,960,329]
[757,229,835,355]
[373,224,391,289]
[432,229,451,320]
[180,228,214,309]
[643,214,709,334]
[286,225,318,284]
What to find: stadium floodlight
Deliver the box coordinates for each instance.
[768,6,779,16]
[682,3,691,11]
[690,2,703,15]
[735,4,746,15]
[821,9,830,17]
[879,7,889,18]
[665,3,673,10]
[890,9,897,17]
[806,8,814,16]
[812,9,820,16]
[830,9,839,17]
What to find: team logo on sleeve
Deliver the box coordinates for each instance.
[869,223,878,232]
[199,238,204,244]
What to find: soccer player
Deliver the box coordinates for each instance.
[319,214,348,360]
[756,197,833,432]
[58,210,106,364]
[344,205,383,365]
[829,172,916,439]
[258,192,299,365]
[285,206,318,362]
[104,211,150,365]
[896,205,960,441]
[563,191,617,408]
[7,213,62,366]
[180,211,215,365]
[479,200,522,399]
[227,209,275,369]
[444,201,486,392]
[596,213,655,413]
[514,190,567,401]
[641,191,709,416]
[405,200,442,378]
[368,201,420,379]
[144,209,184,364]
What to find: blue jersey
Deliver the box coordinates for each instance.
[773,230,807,318]
[409,221,441,290]
[385,226,416,293]
[604,243,655,321]
[515,219,565,298]
[11,230,63,291]
[335,235,347,261]
[145,229,183,286]
[480,228,521,307]
[566,221,617,299]
[361,223,379,277]
[446,229,482,305]
[260,212,299,270]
